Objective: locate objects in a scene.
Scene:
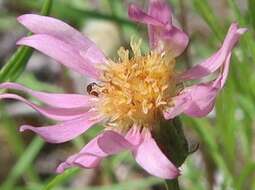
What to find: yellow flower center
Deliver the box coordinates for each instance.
[91,39,176,131]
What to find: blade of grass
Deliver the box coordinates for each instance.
[236,162,255,190]
[0,1,52,189]
[0,104,39,184]
[0,0,53,82]
[0,137,44,190]
[192,0,223,40]
[42,175,162,190]
[248,0,255,29]
[181,117,235,188]
[22,0,136,28]
[42,168,80,190]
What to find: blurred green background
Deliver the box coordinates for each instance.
[0,0,254,190]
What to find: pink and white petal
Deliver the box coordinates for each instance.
[178,23,247,82]
[18,14,106,64]
[17,34,100,79]
[0,82,97,108]
[56,130,137,172]
[162,26,189,57]
[0,93,90,121]
[128,4,164,26]
[20,111,101,143]
[133,131,180,179]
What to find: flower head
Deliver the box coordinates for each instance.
[0,0,246,179]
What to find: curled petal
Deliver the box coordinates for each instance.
[18,14,106,65]
[0,93,89,121]
[56,130,138,172]
[0,82,96,108]
[164,54,232,119]
[128,0,189,56]
[163,93,191,119]
[161,26,189,57]
[128,4,163,26]
[17,34,100,79]
[133,131,180,179]
[148,0,189,55]
[20,111,101,143]
[178,23,247,81]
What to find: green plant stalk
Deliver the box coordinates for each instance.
[22,0,136,28]
[0,0,53,82]
[0,0,52,189]
[182,117,235,188]
[153,118,189,190]
[0,105,39,184]
[42,168,80,190]
[165,179,180,190]
[1,137,44,190]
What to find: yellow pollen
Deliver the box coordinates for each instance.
[94,39,176,131]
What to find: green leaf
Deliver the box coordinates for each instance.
[192,0,223,40]
[0,0,53,82]
[1,137,44,190]
[42,168,80,190]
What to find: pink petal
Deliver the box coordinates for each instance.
[20,111,101,143]
[164,54,232,119]
[128,4,164,26]
[56,130,138,172]
[160,26,189,57]
[133,131,180,179]
[0,82,97,108]
[0,93,90,121]
[148,0,172,24]
[163,93,192,119]
[17,34,100,79]
[128,0,189,56]
[18,14,106,65]
[178,23,247,81]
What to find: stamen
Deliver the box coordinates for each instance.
[94,39,176,131]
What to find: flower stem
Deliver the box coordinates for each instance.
[165,179,180,190]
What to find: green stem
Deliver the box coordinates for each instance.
[165,179,180,190]
[0,0,53,82]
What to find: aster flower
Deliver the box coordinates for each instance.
[0,0,246,179]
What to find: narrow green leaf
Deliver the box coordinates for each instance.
[192,0,223,40]
[1,137,44,190]
[236,162,255,190]
[0,0,53,82]
[248,0,255,29]
[42,168,80,190]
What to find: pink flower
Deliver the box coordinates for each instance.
[0,0,246,179]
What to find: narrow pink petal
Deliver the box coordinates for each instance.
[148,0,172,24]
[0,82,97,108]
[17,34,100,79]
[0,93,90,121]
[164,54,232,119]
[128,4,164,26]
[178,23,247,81]
[56,130,138,172]
[18,14,106,65]
[129,0,189,56]
[20,111,101,143]
[133,131,180,179]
